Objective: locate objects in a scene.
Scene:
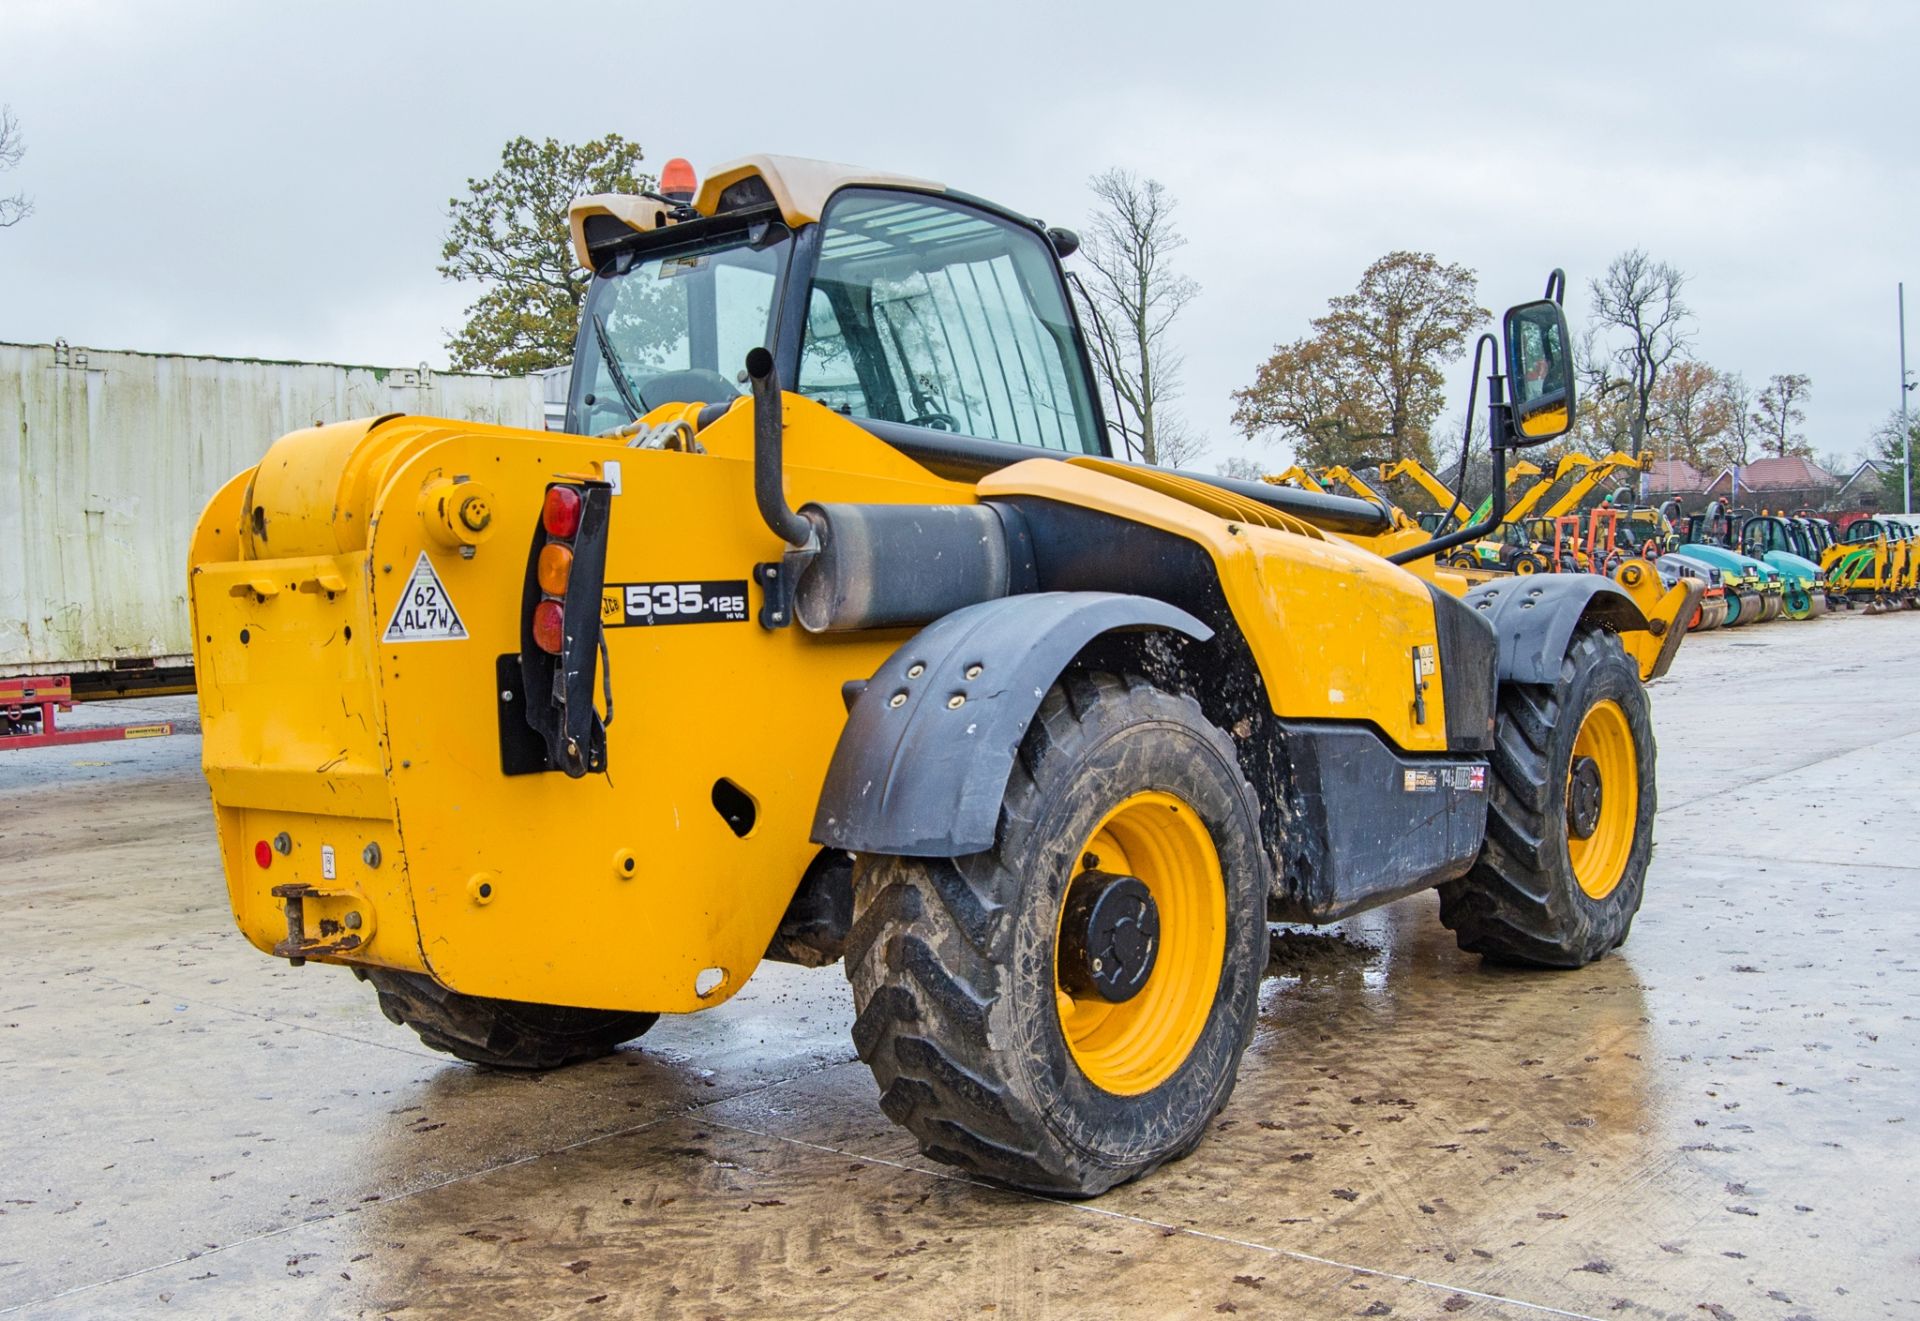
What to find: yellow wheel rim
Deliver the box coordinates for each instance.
[1567,699,1637,900]
[1053,791,1225,1097]
[1514,557,1538,575]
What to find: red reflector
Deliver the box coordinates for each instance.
[542,486,582,539]
[254,840,273,869]
[532,600,566,654]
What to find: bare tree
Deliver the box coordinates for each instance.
[0,106,31,228]
[1752,372,1813,458]
[1871,408,1919,510]
[1586,250,1692,455]
[1703,372,1758,469]
[1151,412,1206,468]
[1215,454,1269,482]
[1075,169,1199,465]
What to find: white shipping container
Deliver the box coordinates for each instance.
[0,340,548,681]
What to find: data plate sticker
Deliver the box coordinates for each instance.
[601,581,751,627]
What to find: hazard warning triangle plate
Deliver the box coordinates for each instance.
[383,552,469,642]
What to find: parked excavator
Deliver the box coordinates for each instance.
[1449,450,1645,576]
[1376,457,1543,538]
[1266,465,1325,493]
[1831,515,1920,611]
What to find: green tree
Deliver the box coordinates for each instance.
[1232,251,1485,469]
[441,134,652,374]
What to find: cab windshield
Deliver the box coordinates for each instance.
[567,219,793,436]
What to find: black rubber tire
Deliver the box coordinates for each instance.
[844,672,1268,1197]
[1446,550,1479,571]
[359,967,657,1069]
[1438,628,1654,968]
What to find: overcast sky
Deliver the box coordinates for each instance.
[3,0,1915,472]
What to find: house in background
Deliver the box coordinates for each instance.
[1833,458,1888,513]
[1702,456,1839,513]
[1643,458,1713,514]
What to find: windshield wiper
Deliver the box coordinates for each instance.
[590,311,648,421]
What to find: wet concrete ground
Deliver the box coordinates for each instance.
[2,615,1917,1319]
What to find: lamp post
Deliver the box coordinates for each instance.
[1903,282,1914,515]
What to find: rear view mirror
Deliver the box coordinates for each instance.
[1504,299,1575,444]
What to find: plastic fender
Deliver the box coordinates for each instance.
[811,591,1212,857]
[1462,574,1648,686]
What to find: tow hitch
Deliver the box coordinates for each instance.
[271,883,369,966]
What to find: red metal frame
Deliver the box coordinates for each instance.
[0,674,176,750]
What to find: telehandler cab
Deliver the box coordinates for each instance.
[189,155,1697,1196]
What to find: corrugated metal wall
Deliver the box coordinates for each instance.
[0,341,546,675]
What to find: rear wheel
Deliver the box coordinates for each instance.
[1439,628,1654,967]
[360,967,657,1069]
[1512,553,1543,576]
[844,673,1267,1196]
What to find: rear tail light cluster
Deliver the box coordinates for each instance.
[532,485,584,655]
[516,479,614,778]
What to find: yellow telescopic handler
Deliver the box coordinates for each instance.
[188,156,1698,1196]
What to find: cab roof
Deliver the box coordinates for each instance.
[568,154,947,270]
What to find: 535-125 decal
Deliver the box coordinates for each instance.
[601,580,751,627]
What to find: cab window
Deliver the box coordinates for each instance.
[568,223,792,434]
[1747,521,1786,555]
[797,189,1100,454]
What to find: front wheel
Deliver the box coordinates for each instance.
[844,673,1268,1196]
[1438,628,1655,967]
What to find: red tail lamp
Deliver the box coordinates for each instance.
[254,839,273,869]
[532,600,566,654]
[542,485,582,539]
[537,543,574,595]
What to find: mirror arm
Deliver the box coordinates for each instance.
[1544,268,1566,305]
[1388,375,1512,566]
[1443,333,1498,531]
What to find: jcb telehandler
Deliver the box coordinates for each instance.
[188,156,1696,1196]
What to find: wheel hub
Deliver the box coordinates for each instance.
[1059,870,1159,1003]
[1568,755,1604,839]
